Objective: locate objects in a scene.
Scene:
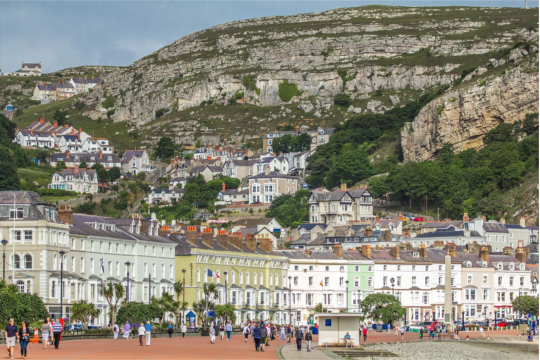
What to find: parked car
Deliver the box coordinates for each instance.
[87,325,102,330]
[422,321,440,330]
[413,217,424,222]
[72,324,84,331]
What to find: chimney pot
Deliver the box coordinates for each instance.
[361,244,372,259]
[500,217,505,225]
[520,217,526,227]
[390,246,400,259]
[333,244,343,258]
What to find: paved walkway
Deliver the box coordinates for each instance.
[14,334,279,360]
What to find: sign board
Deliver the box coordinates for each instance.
[325,319,332,327]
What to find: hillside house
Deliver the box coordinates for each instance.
[121,150,152,175]
[49,168,99,194]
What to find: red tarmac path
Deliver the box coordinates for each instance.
[7,329,521,360]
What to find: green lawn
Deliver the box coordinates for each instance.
[17,167,56,189]
[41,195,82,204]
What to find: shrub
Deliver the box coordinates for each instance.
[278,81,298,102]
[155,108,167,118]
[333,93,352,107]
[101,96,116,109]
[106,109,115,116]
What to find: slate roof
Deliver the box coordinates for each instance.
[297,223,327,231]
[0,191,48,205]
[483,223,509,233]
[54,82,74,90]
[422,220,464,229]
[22,63,41,69]
[525,226,539,231]
[505,224,525,229]
[50,152,121,164]
[414,230,482,238]
[55,168,98,181]
[0,191,63,223]
[234,218,274,227]
[168,234,274,256]
[247,171,297,180]
[272,249,343,260]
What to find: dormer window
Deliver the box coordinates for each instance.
[482,261,487,267]
[498,263,503,270]
[467,261,472,268]
[9,207,24,219]
[509,264,514,270]
[413,252,419,257]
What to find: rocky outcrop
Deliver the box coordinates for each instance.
[76,6,538,129]
[401,53,539,163]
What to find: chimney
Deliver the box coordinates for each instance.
[340,182,347,191]
[61,80,63,85]
[503,247,514,255]
[258,238,273,252]
[51,130,54,135]
[447,243,457,257]
[520,217,526,227]
[53,120,58,127]
[265,166,270,175]
[419,244,427,258]
[479,246,490,263]
[361,244,372,259]
[376,213,379,221]
[399,213,402,221]
[515,247,526,263]
[245,235,257,252]
[222,182,226,192]
[390,246,400,259]
[64,124,68,128]
[30,128,33,135]
[333,244,343,258]
[295,125,300,135]
[202,228,214,249]
[482,215,486,221]
[229,232,243,249]
[170,158,175,165]
[217,230,228,249]
[365,228,372,237]
[278,243,286,250]
[186,226,199,247]
[500,217,505,225]
[58,205,73,225]
[84,75,87,79]
[66,150,70,158]
[77,131,81,140]
[207,156,212,160]
[463,213,469,223]
[39,118,45,123]
[384,229,391,242]
[99,149,103,158]
[138,214,146,235]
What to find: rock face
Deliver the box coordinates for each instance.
[77,6,538,130]
[401,53,539,163]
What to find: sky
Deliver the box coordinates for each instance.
[0,0,537,73]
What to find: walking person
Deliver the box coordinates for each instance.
[400,326,404,340]
[181,323,187,338]
[419,327,424,340]
[123,322,131,340]
[220,323,224,340]
[252,324,261,352]
[209,324,216,344]
[243,323,250,342]
[225,321,232,341]
[144,321,152,346]
[41,320,51,349]
[305,329,313,352]
[5,318,18,359]
[52,319,62,349]
[137,324,146,346]
[113,322,120,340]
[167,323,173,338]
[19,321,30,359]
[260,324,268,352]
[363,327,368,342]
[294,326,303,351]
[286,324,292,343]
[280,325,286,342]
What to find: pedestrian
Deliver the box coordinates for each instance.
[19,321,29,359]
[41,320,50,349]
[167,323,173,338]
[480,326,485,337]
[400,326,404,340]
[137,324,145,346]
[294,326,303,351]
[395,326,399,336]
[419,327,424,340]
[181,323,187,338]
[260,324,268,352]
[209,324,216,344]
[286,324,292,343]
[113,322,120,340]
[280,325,286,342]
[144,321,152,346]
[220,323,224,340]
[305,329,313,352]
[252,324,261,351]
[466,335,470,341]
[5,318,18,359]
[243,323,250,342]
[363,327,368,342]
[123,322,131,340]
[225,321,232,341]
[51,318,62,349]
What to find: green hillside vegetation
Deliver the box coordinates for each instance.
[368,115,539,221]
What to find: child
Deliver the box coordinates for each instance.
[466,335,470,341]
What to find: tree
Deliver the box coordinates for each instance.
[157,291,177,324]
[0,291,49,324]
[100,282,125,325]
[156,137,176,159]
[116,301,161,325]
[56,161,67,171]
[79,161,88,169]
[102,96,116,109]
[91,162,104,170]
[314,303,327,313]
[325,147,373,189]
[53,110,68,126]
[173,281,187,324]
[202,283,218,325]
[333,93,352,107]
[97,168,110,182]
[266,189,310,227]
[109,167,121,181]
[71,300,101,329]
[192,300,206,327]
[359,294,406,325]
[215,304,236,324]
[483,123,514,145]
[512,295,539,318]
[0,162,21,191]
[195,139,201,148]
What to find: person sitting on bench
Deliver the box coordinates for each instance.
[344,332,352,347]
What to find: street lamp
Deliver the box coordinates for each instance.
[1,239,7,281]
[519,288,522,325]
[125,261,131,302]
[59,250,65,321]
[288,275,292,325]
[224,271,228,323]
[182,268,186,325]
[345,280,349,313]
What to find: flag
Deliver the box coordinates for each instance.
[100,258,105,274]
[320,280,323,287]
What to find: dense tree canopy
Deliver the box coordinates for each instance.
[0,288,49,324]
[156,137,176,159]
[512,295,539,318]
[359,293,406,325]
[266,189,310,228]
[116,301,162,325]
[271,133,312,154]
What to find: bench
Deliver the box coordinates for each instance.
[338,337,355,347]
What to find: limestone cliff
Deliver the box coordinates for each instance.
[401,48,539,163]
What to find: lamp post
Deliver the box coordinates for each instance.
[1,239,7,281]
[59,250,65,321]
[518,288,522,325]
[345,280,349,313]
[182,269,186,325]
[125,261,131,302]
[149,273,151,301]
[288,275,292,325]
[224,271,228,323]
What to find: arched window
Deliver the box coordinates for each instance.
[14,254,20,269]
[253,272,257,286]
[275,274,279,287]
[197,268,201,282]
[239,272,243,285]
[16,280,24,293]
[51,281,55,298]
[260,273,264,286]
[246,272,250,285]
[24,254,32,269]
[26,281,31,294]
[269,274,273,286]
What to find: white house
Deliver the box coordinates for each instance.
[121,150,152,175]
[308,185,375,225]
[82,137,113,154]
[49,168,99,194]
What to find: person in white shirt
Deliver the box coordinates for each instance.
[243,323,250,342]
[181,323,187,338]
[137,325,146,346]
